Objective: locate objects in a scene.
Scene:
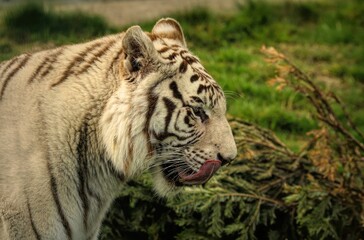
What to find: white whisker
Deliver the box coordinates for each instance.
[223,90,243,100]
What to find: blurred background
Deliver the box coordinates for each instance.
[0,0,363,146]
[0,0,363,239]
[0,0,240,26]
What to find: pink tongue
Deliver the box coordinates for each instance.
[179,160,221,185]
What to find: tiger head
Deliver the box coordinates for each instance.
[102,18,237,196]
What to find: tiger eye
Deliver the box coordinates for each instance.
[192,107,209,123]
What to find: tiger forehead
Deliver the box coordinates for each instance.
[154,43,225,108]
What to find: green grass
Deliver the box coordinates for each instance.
[3,2,115,43]
[0,1,363,150]
[0,2,116,61]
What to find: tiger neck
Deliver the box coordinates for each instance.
[100,79,152,180]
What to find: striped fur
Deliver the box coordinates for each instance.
[0,18,236,239]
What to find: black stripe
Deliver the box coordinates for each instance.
[77,122,90,231]
[184,56,199,65]
[28,48,64,83]
[28,57,48,84]
[40,48,65,79]
[26,197,41,240]
[180,51,200,64]
[0,57,19,80]
[174,110,194,134]
[157,46,171,53]
[209,89,214,105]
[166,52,178,60]
[190,74,199,83]
[179,50,188,55]
[163,97,176,132]
[169,81,184,103]
[143,75,174,147]
[197,84,210,94]
[78,40,116,75]
[144,93,158,153]
[184,115,194,128]
[153,130,194,142]
[179,60,188,73]
[50,59,77,88]
[0,54,30,100]
[143,74,177,153]
[47,160,72,239]
[51,42,102,88]
[191,96,203,103]
[171,131,203,147]
[146,94,158,122]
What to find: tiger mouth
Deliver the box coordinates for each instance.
[162,159,222,186]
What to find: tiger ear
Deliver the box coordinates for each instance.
[122,25,158,73]
[152,18,187,48]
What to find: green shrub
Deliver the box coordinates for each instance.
[2,2,115,43]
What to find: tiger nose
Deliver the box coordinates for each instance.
[217,151,237,166]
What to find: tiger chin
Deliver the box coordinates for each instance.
[0,18,236,239]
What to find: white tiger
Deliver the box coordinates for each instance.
[0,18,237,239]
